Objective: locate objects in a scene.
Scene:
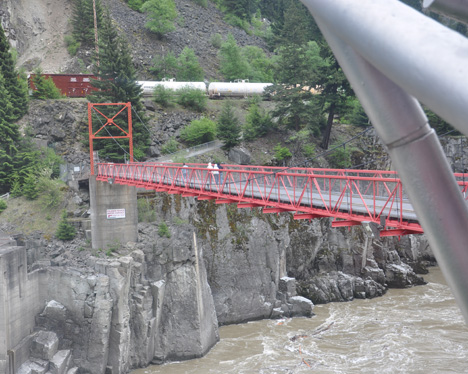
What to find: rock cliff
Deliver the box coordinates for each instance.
[3,187,432,373]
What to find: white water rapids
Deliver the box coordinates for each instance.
[132,267,468,374]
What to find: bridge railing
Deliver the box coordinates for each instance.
[98,162,464,233]
[96,162,468,235]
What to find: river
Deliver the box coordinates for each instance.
[132,267,468,373]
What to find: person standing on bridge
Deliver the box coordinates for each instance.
[182,163,189,187]
[218,162,224,186]
[213,163,220,186]
[206,162,213,189]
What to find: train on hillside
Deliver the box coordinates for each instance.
[28,74,273,99]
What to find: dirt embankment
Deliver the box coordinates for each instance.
[2,0,74,73]
[2,0,269,79]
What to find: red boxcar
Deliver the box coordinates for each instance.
[28,74,97,98]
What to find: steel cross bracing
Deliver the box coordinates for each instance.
[96,162,468,237]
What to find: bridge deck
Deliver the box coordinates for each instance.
[96,162,468,237]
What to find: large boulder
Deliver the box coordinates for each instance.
[228,147,251,165]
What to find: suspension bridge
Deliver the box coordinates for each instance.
[94,161,468,238]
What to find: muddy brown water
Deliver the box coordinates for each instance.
[132,267,468,374]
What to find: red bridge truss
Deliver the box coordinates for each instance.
[96,162,468,238]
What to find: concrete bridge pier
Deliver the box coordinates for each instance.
[89,176,138,250]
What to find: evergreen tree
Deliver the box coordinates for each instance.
[259,0,284,22]
[72,0,103,45]
[315,46,353,149]
[270,0,354,148]
[243,101,274,139]
[141,0,177,38]
[89,9,148,161]
[10,176,22,197]
[177,47,204,81]
[0,24,28,120]
[72,0,91,43]
[56,210,76,240]
[217,101,241,150]
[219,34,251,80]
[223,0,258,20]
[150,51,178,79]
[31,69,62,99]
[276,0,317,46]
[11,139,41,190]
[22,173,39,200]
[241,46,274,82]
[0,72,19,193]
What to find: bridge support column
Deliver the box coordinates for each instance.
[89,176,138,250]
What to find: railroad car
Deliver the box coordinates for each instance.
[28,74,98,98]
[208,80,273,98]
[137,79,206,96]
[29,74,274,99]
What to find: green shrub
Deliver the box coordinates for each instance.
[328,145,353,169]
[180,117,216,146]
[158,222,171,238]
[302,143,316,158]
[137,197,156,222]
[153,85,175,107]
[211,33,223,49]
[176,86,207,112]
[56,210,76,240]
[0,199,7,214]
[173,216,188,225]
[274,144,292,163]
[127,0,146,11]
[141,0,177,38]
[37,177,65,209]
[224,14,250,34]
[161,138,179,155]
[64,35,80,56]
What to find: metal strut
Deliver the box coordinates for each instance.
[300,0,468,322]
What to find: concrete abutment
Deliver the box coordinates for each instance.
[89,176,138,250]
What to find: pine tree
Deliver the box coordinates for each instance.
[31,69,62,99]
[223,0,257,20]
[217,101,241,150]
[0,72,19,193]
[72,0,103,45]
[219,34,251,81]
[150,51,178,80]
[22,173,39,200]
[141,0,177,39]
[177,47,204,81]
[89,9,148,161]
[270,0,354,148]
[0,24,28,120]
[56,210,76,240]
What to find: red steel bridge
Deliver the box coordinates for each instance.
[87,103,468,239]
[95,162,468,238]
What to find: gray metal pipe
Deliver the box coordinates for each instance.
[423,0,468,24]
[300,0,468,138]
[299,1,468,322]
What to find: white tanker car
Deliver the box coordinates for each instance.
[137,79,273,98]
